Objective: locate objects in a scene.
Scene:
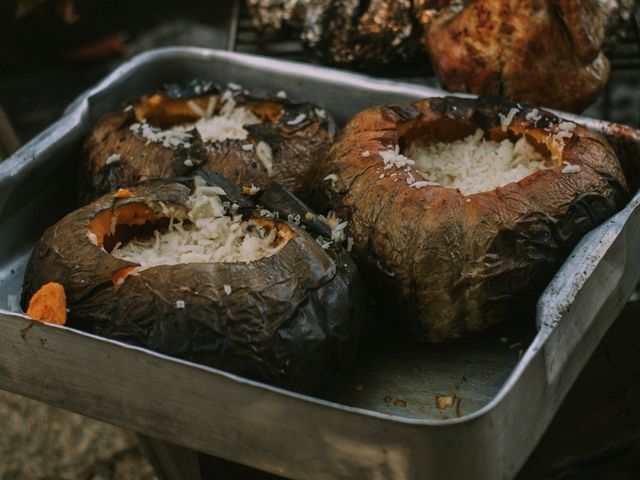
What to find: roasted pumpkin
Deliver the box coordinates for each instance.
[313,96,628,342]
[79,80,335,204]
[22,176,365,392]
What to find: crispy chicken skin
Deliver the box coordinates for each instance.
[248,0,634,111]
[424,0,612,112]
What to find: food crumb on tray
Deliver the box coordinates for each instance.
[436,393,457,410]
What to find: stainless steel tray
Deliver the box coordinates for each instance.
[1,47,640,480]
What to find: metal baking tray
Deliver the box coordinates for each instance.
[1,47,640,479]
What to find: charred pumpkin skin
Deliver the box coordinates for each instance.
[22,182,364,392]
[314,96,628,342]
[79,83,335,204]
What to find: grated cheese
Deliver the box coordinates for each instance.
[410,181,440,189]
[499,107,520,132]
[318,212,349,245]
[562,163,581,174]
[256,141,275,177]
[193,93,260,142]
[316,236,333,249]
[404,129,551,195]
[287,114,307,126]
[379,146,415,170]
[551,122,576,153]
[132,87,261,148]
[111,186,286,269]
[130,122,193,148]
[525,109,542,122]
[187,99,206,117]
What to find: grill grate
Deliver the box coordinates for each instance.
[231,1,640,128]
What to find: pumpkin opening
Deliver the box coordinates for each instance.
[90,187,294,271]
[398,118,557,195]
[130,89,284,147]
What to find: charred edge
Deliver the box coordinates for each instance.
[88,245,358,392]
[246,123,284,148]
[386,104,422,123]
[279,103,315,125]
[195,171,256,209]
[138,177,195,189]
[485,188,624,309]
[259,182,332,238]
[163,79,220,100]
[554,189,624,248]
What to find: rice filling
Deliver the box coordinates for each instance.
[111,185,287,269]
[130,91,261,147]
[404,129,552,195]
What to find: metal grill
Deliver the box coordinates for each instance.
[231,2,640,128]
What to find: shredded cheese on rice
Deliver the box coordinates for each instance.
[130,88,261,148]
[403,129,552,195]
[111,186,286,269]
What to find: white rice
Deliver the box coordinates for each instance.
[525,109,542,122]
[129,122,193,149]
[318,212,348,244]
[194,99,260,143]
[403,129,551,195]
[562,163,581,174]
[550,121,577,158]
[256,141,275,177]
[130,90,261,148]
[499,107,520,132]
[379,147,415,170]
[111,186,286,269]
[287,113,307,126]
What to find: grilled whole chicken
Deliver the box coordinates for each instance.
[246,0,635,111]
[424,0,615,112]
